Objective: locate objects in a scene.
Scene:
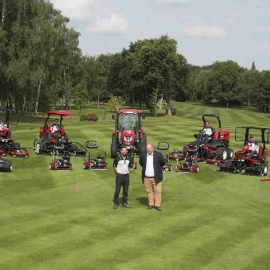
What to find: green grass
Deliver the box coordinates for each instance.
[1,102,270,270]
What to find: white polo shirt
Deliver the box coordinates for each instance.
[145,153,154,177]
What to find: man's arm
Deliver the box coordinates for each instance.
[112,156,119,172]
[158,152,166,167]
[139,154,144,167]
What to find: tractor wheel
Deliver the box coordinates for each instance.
[195,166,200,173]
[35,142,41,154]
[0,162,12,172]
[139,133,147,154]
[216,147,228,160]
[49,163,52,170]
[227,148,233,159]
[260,163,268,177]
[13,142,20,150]
[111,134,117,158]
[7,130,11,139]
[70,144,79,155]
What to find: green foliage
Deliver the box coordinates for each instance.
[80,112,98,122]
[107,94,125,111]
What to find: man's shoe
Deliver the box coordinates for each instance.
[147,205,155,210]
[113,203,118,209]
[155,206,162,211]
[122,203,131,208]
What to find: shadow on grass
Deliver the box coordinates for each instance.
[136,197,148,206]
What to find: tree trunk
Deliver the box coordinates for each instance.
[1,0,5,24]
[97,90,100,109]
[34,80,41,115]
[166,101,172,116]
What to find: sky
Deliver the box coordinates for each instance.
[50,0,270,71]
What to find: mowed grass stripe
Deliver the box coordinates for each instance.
[1,209,208,270]
[0,207,203,269]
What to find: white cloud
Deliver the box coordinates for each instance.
[184,26,226,38]
[255,26,270,33]
[223,18,234,26]
[158,0,192,4]
[86,13,129,34]
[50,0,94,21]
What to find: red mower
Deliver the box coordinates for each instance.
[0,109,29,158]
[83,140,108,170]
[157,142,172,172]
[217,126,268,176]
[33,110,86,156]
[111,109,146,158]
[170,114,233,164]
[49,151,73,171]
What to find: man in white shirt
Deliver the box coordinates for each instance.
[139,143,165,211]
[247,135,260,158]
[112,146,134,209]
[51,119,60,134]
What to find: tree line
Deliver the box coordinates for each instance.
[1,0,270,115]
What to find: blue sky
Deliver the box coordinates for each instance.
[50,0,270,71]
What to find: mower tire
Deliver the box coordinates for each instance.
[216,147,228,160]
[260,163,268,177]
[227,148,233,159]
[111,134,117,158]
[139,133,147,154]
[0,160,12,172]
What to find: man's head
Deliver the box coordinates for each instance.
[250,135,255,142]
[54,119,59,124]
[120,146,128,157]
[205,121,210,127]
[146,143,154,155]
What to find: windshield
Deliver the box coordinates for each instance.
[117,113,139,130]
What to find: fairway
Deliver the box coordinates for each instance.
[1,103,270,270]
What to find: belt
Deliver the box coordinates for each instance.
[145,175,155,178]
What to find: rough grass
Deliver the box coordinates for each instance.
[1,102,270,270]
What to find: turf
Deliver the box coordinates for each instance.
[1,103,270,270]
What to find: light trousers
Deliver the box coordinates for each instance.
[144,177,162,207]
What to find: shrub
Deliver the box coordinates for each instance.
[80,113,98,122]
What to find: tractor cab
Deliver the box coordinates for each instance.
[217,126,269,176]
[33,110,87,156]
[111,109,146,158]
[234,126,269,160]
[39,110,73,141]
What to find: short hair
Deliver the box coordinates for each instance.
[120,145,128,150]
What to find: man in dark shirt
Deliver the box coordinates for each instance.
[112,146,134,209]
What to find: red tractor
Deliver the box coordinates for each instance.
[0,109,28,158]
[33,110,86,156]
[217,126,269,176]
[169,114,233,164]
[111,109,146,158]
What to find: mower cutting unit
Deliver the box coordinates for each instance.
[172,114,233,164]
[111,109,146,158]
[0,156,12,172]
[157,142,172,172]
[33,110,86,156]
[0,109,29,158]
[83,140,108,170]
[217,126,269,176]
[49,151,73,171]
[175,144,200,173]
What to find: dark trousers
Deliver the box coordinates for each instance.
[113,173,129,204]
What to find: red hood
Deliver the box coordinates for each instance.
[121,129,136,145]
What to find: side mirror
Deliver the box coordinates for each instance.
[112,115,115,120]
